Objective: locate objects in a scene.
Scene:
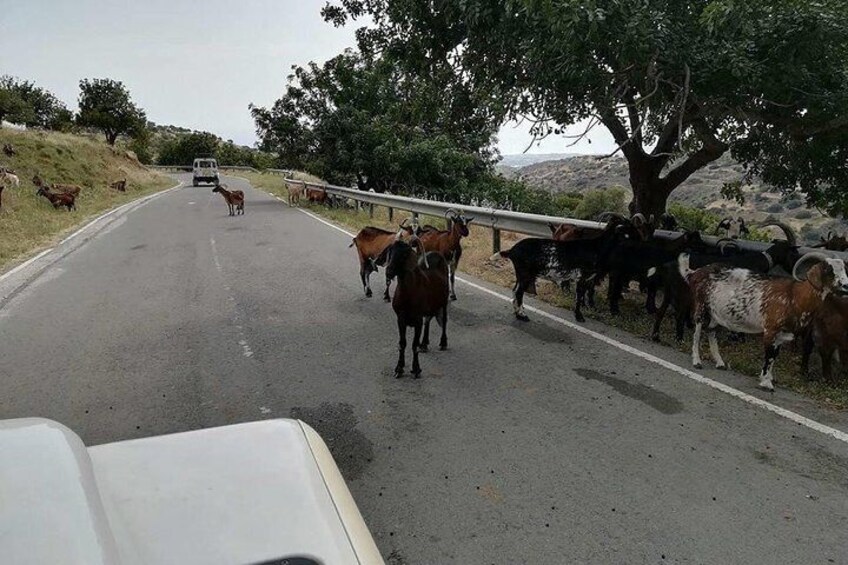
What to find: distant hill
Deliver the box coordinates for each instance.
[503,153,847,245]
[497,153,581,169]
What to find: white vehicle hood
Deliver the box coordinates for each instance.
[0,418,383,565]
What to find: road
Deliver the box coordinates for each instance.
[2,174,847,564]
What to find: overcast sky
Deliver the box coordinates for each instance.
[0,0,615,156]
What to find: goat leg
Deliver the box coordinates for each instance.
[411,321,423,378]
[651,289,671,342]
[574,278,587,323]
[449,260,458,301]
[800,331,814,379]
[758,340,781,391]
[513,278,530,322]
[708,327,727,369]
[383,274,391,302]
[692,321,704,369]
[394,319,406,378]
[420,317,431,352]
[361,265,372,298]
[439,306,448,350]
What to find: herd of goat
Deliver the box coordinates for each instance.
[0,144,126,211]
[344,201,848,390]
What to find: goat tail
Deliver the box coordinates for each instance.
[490,249,510,262]
[677,253,693,279]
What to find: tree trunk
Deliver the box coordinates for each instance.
[628,181,671,219]
[626,157,670,219]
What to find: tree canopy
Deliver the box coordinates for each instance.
[325,0,848,216]
[250,48,506,202]
[0,76,72,130]
[77,78,146,145]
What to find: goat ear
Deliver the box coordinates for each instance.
[548,222,556,233]
[807,264,826,291]
[465,217,474,224]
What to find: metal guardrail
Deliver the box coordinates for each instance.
[284,178,847,261]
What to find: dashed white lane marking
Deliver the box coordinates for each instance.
[292,204,848,445]
[210,236,255,359]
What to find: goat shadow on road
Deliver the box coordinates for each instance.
[574,367,684,415]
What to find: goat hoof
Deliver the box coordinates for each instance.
[394,369,404,379]
[419,344,429,353]
[758,383,775,392]
[412,371,422,379]
[716,364,727,371]
[365,290,373,298]
[515,313,530,322]
[575,314,585,323]
[693,362,703,369]
[383,295,391,302]
[450,294,457,301]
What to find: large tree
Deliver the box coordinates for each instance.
[77,78,146,145]
[251,49,499,200]
[325,0,848,216]
[0,76,72,129]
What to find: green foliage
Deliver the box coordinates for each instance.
[155,129,276,169]
[251,49,497,195]
[668,202,721,233]
[77,78,146,145]
[325,0,848,216]
[0,76,72,129]
[574,188,627,220]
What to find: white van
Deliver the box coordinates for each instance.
[192,158,219,186]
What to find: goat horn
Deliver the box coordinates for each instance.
[758,220,798,247]
[792,252,832,281]
[444,208,460,219]
[631,213,646,226]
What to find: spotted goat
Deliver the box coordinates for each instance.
[680,251,848,391]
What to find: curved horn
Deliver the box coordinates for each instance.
[631,213,646,227]
[411,237,429,269]
[444,208,460,219]
[758,220,797,247]
[792,252,831,281]
[716,238,740,255]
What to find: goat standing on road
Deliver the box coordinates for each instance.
[286,180,304,206]
[681,252,848,391]
[416,208,473,301]
[350,219,414,299]
[212,184,245,216]
[385,238,450,378]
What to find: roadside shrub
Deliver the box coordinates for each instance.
[766,203,784,213]
[785,200,803,210]
[573,187,626,220]
[794,209,813,219]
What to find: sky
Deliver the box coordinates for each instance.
[0,0,616,156]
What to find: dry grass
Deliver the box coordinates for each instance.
[237,170,848,408]
[0,128,172,272]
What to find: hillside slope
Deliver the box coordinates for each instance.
[0,128,172,271]
[503,153,847,244]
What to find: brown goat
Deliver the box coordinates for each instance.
[305,186,327,204]
[801,294,848,382]
[110,178,127,192]
[547,222,602,242]
[682,252,848,391]
[3,143,15,157]
[37,187,76,211]
[385,238,450,378]
[350,220,414,299]
[212,184,244,216]
[415,209,473,301]
[32,175,81,197]
[813,231,848,252]
[286,180,304,206]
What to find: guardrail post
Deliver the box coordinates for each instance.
[369,203,375,219]
[492,228,501,254]
[388,207,394,222]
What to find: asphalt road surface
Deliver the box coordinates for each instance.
[2,174,848,564]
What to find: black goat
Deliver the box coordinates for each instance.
[385,239,450,378]
[498,216,637,322]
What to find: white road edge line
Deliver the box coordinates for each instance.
[0,182,183,283]
[294,205,848,445]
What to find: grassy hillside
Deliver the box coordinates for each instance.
[0,128,172,272]
[504,153,847,244]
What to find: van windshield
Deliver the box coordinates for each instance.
[197,161,214,168]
